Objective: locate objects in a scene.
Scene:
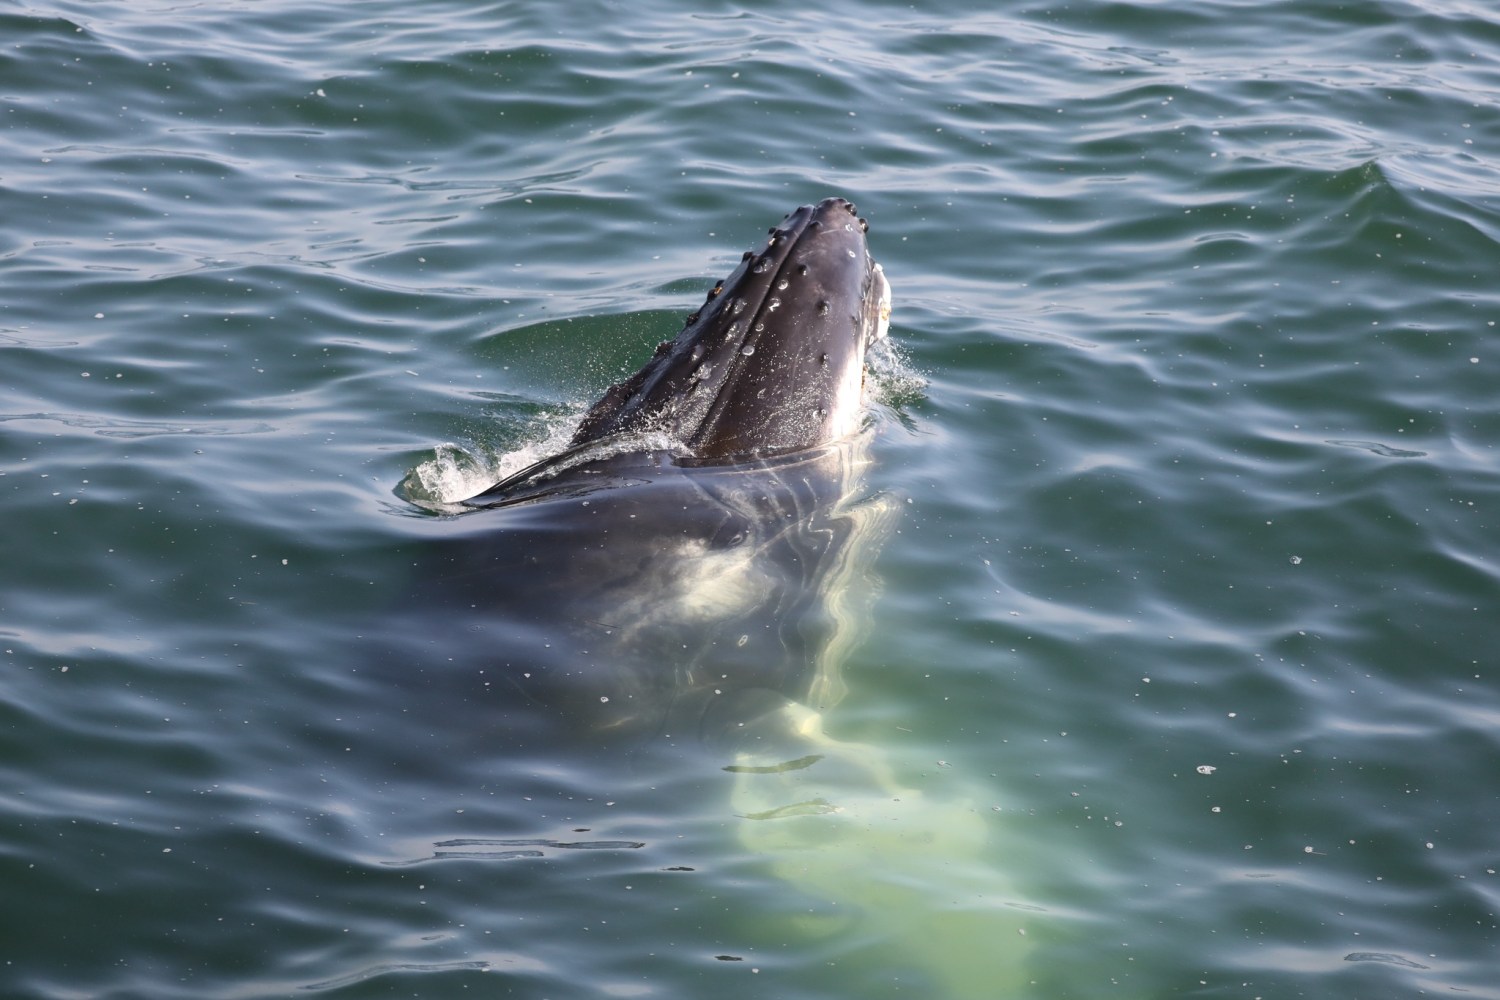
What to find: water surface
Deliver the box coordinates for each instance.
[4,0,1499,997]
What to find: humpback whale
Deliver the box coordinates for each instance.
[543,196,890,466]
[399,197,895,750]
[376,199,1039,998]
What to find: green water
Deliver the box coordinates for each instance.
[3,0,1498,997]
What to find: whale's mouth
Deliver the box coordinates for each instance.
[568,197,892,464]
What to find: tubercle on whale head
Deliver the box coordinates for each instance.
[570,197,891,464]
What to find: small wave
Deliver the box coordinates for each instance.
[0,411,274,438]
[0,331,80,349]
[435,837,646,850]
[724,753,824,775]
[1327,439,1426,459]
[304,960,491,991]
[383,837,645,867]
[382,848,544,865]
[1343,951,1430,970]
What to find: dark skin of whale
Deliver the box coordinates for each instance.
[558,197,887,463]
[473,197,888,496]
[384,198,891,753]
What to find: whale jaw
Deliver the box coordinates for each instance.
[571,197,891,463]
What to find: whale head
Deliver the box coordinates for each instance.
[571,197,892,462]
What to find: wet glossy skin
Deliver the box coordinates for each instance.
[569,197,890,463]
[415,200,894,744]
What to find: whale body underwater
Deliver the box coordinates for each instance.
[373,202,1041,998]
[390,197,896,751]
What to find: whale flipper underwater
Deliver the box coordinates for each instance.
[384,198,1038,997]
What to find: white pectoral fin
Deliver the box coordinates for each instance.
[729,714,1039,999]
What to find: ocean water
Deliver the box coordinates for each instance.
[3,0,1499,997]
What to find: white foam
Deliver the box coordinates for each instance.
[404,410,583,506]
[864,331,926,409]
[404,442,492,505]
